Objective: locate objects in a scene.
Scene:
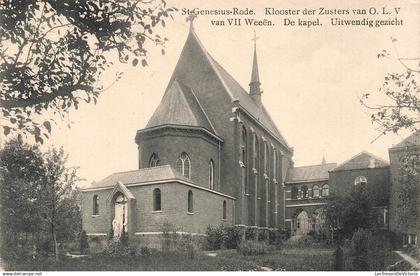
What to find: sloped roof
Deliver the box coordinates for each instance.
[146,80,216,134]
[208,55,289,147]
[85,165,190,189]
[165,29,290,150]
[286,163,337,183]
[333,151,389,171]
[392,130,420,148]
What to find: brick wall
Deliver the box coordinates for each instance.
[388,146,420,235]
[81,181,235,238]
[329,167,390,206]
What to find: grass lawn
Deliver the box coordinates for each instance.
[5,252,262,271]
[5,246,335,271]
[215,247,335,271]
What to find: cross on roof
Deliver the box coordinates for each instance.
[251,31,259,48]
[187,12,198,30]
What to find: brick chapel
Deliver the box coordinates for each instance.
[81,25,419,249]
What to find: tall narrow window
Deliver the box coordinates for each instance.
[253,134,259,168]
[291,187,298,199]
[153,188,161,211]
[188,190,193,213]
[149,153,160,167]
[321,184,329,197]
[208,159,215,189]
[93,195,99,215]
[312,185,320,198]
[241,126,248,193]
[273,150,277,180]
[301,185,308,198]
[241,126,247,165]
[264,143,269,173]
[222,200,227,219]
[176,152,191,179]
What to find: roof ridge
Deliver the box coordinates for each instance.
[291,163,337,169]
[111,165,171,175]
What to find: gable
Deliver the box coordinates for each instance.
[165,29,291,150]
[392,130,420,149]
[333,151,389,171]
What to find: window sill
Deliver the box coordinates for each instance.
[152,210,162,214]
[245,193,250,197]
[221,219,227,222]
[187,212,194,215]
[91,215,100,217]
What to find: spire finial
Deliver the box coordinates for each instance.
[251,30,259,50]
[187,12,198,30]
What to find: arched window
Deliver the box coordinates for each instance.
[291,187,298,199]
[93,195,99,215]
[241,126,247,165]
[253,134,259,168]
[301,185,308,198]
[264,143,269,173]
[273,150,277,179]
[208,159,214,189]
[176,152,191,179]
[187,190,193,213]
[321,184,329,197]
[149,153,160,167]
[354,176,367,186]
[153,188,161,211]
[312,185,320,198]
[222,200,227,219]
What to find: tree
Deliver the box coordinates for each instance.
[360,38,419,140]
[0,138,81,261]
[0,0,177,143]
[325,186,375,239]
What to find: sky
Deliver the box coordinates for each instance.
[4,0,418,188]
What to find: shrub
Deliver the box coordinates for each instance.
[102,240,129,257]
[351,229,372,271]
[79,231,89,254]
[176,234,196,259]
[224,226,240,249]
[245,227,257,240]
[258,230,268,241]
[237,240,271,256]
[140,246,151,256]
[161,221,178,252]
[206,225,225,250]
[268,229,279,245]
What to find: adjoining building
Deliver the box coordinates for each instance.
[388,131,420,246]
[285,161,336,237]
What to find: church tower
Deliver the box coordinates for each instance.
[249,32,262,107]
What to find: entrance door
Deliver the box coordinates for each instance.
[295,210,311,236]
[112,194,128,240]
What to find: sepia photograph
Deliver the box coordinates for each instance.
[0,0,419,273]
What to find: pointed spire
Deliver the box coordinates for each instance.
[322,156,326,165]
[249,31,262,107]
[187,12,198,31]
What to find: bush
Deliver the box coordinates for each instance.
[351,229,372,271]
[79,231,89,254]
[206,225,225,250]
[101,240,130,257]
[257,230,268,241]
[237,240,271,256]
[245,227,257,240]
[140,246,151,256]
[224,226,240,249]
[176,234,196,259]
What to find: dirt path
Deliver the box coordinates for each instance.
[394,251,420,270]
